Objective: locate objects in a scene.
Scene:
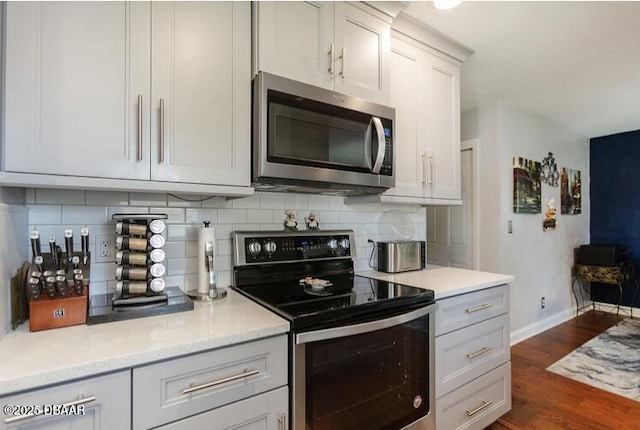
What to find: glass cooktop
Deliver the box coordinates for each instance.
[234,275,434,331]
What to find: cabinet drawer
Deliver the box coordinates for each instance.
[133,335,287,430]
[436,362,511,430]
[0,370,130,430]
[436,284,509,336]
[157,387,288,430]
[436,314,510,397]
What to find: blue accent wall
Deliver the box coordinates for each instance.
[590,129,640,307]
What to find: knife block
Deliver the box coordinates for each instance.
[28,252,90,332]
[29,290,88,332]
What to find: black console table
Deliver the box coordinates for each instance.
[571,262,639,317]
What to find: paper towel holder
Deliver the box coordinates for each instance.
[187,221,227,302]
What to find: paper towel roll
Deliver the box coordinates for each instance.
[197,221,216,295]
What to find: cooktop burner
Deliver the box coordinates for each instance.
[231,230,434,331]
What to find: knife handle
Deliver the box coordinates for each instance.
[81,227,90,264]
[64,229,74,261]
[30,229,41,259]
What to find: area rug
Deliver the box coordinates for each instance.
[547,318,640,402]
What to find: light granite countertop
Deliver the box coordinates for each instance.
[0,289,289,397]
[357,265,514,299]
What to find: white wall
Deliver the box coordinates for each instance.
[22,189,426,302]
[0,188,27,338]
[463,102,590,343]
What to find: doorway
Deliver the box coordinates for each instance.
[426,139,478,269]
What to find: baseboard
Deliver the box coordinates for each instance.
[510,308,577,346]
[510,302,640,346]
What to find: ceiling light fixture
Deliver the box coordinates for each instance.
[434,0,462,10]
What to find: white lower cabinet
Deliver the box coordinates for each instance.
[157,387,288,430]
[0,370,130,430]
[132,335,288,430]
[435,285,511,430]
[436,362,511,430]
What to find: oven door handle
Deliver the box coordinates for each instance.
[295,303,437,345]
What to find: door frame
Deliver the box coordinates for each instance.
[461,138,480,270]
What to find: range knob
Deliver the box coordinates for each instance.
[264,240,277,254]
[327,239,338,250]
[338,238,350,249]
[247,240,262,255]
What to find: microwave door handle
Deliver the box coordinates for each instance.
[371,117,386,174]
[364,118,374,169]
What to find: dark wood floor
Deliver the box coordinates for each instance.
[485,311,640,430]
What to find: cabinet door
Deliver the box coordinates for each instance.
[157,387,288,430]
[333,3,390,104]
[3,2,150,180]
[0,371,130,430]
[424,52,461,200]
[151,1,250,186]
[253,1,333,90]
[381,36,426,199]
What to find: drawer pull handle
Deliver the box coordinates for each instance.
[4,395,96,424]
[181,368,260,395]
[466,303,492,314]
[466,399,493,417]
[466,346,493,359]
[278,412,286,430]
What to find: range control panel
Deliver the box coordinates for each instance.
[233,230,355,266]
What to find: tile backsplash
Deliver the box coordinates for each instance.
[25,189,426,299]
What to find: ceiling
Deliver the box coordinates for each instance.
[402,1,640,139]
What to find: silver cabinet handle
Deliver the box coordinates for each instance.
[466,346,493,359]
[137,94,143,161]
[340,45,346,78]
[159,98,165,163]
[428,153,435,186]
[466,303,492,314]
[181,369,260,395]
[4,395,96,424]
[421,152,427,185]
[278,412,286,430]
[466,399,493,417]
[328,43,334,75]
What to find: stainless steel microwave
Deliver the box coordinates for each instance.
[252,72,395,194]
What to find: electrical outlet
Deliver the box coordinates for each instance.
[541,296,546,309]
[508,220,513,234]
[95,234,115,262]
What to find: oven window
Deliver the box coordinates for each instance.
[267,90,372,172]
[304,317,429,430]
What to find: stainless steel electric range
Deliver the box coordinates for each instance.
[232,230,436,430]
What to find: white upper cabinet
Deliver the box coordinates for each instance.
[4,2,150,180]
[386,36,424,198]
[346,23,469,206]
[253,1,391,104]
[254,2,333,90]
[424,53,461,201]
[2,1,251,193]
[150,2,250,186]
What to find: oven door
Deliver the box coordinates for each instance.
[292,304,436,430]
